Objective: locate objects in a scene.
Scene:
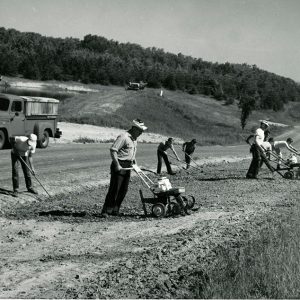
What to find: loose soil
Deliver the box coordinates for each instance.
[1,154,299,298]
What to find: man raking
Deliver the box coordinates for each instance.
[10,134,38,197]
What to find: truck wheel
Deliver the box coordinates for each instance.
[0,130,7,150]
[38,130,50,148]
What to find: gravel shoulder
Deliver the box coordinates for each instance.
[0,152,299,298]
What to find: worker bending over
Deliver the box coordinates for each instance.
[157,137,179,175]
[269,137,300,169]
[182,139,197,169]
[10,134,38,197]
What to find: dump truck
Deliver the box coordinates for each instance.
[0,93,62,149]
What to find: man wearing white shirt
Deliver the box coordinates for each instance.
[10,134,38,197]
[269,137,300,169]
[246,121,275,179]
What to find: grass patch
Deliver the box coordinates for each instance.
[73,136,115,144]
[199,208,300,298]
[59,87,296,146]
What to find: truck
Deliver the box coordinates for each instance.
[0,93,62,149]
[126,81,147,91]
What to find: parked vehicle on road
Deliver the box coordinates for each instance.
[0,94,62,149]
[126,81,147,91]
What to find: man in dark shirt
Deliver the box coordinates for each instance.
[182,139,197,169]
[157,137,180,175]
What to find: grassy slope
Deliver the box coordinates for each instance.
[3,76,299,145]
[59,84,300,145]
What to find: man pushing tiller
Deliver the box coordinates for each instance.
[246,120,275,179]
[101,119,147,217]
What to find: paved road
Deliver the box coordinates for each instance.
[0,142,250,198]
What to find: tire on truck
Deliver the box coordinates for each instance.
[0,129,8,150]
[37,129,51,149]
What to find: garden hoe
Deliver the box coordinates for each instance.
[18,156,51,197]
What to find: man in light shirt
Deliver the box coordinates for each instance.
[10,134,38,197]
[246,121,275,179]
[101,119,147,217]
[269,137,300,169]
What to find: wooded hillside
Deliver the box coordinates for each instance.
[1,27,300,115]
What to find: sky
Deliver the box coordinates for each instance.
[0,0,300,82]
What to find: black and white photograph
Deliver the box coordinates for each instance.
[0,0,300,298]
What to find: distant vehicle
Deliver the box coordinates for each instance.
[0,94,62,149]
[126,81,147,91]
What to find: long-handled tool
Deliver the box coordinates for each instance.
[18,156,51,197]
[179,149,203,170]
[168,153,201,172]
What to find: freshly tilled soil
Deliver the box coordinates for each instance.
[0,160,299,298]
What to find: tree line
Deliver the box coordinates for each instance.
[1,27,300,126]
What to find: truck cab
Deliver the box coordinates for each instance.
[0,94,62,149]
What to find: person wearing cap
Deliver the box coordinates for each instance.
[246,121,275,179]
[157,137,180,175]
[246,129,271,169]
[101,119,147,217]
[246,129,270,146]
[10,133,38,197]
[182,139,197,169]
[268,137,300,169]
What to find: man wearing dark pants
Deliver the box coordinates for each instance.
[10,134,38,197]
[157,137,180,175]
[101,119,147,217]
[182,139,197,169]
[246,121,275,179]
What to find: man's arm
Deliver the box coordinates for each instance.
[246,134,254,145]
[28,152,35,175]
[286,144,300,155]
[110,150,122,172]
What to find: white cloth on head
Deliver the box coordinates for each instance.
[254,128,264,146]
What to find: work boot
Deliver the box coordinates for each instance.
[27,188,38,195]
[168,171,176,175]
[12,191,18,198]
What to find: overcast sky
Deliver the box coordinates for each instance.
[1,0,300,81]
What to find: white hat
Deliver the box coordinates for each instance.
[29,133,37,141]
[28,133,37,146]
[132,119,147,131]
[260,120,269,127]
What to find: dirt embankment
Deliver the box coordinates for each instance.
[0,157,299,298]
[53,122,182,144]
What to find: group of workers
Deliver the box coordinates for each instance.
[246,120,300,179]
[8,118,299,218]
[100,119,197,217]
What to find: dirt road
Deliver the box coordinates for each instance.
[0,140,299,298]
